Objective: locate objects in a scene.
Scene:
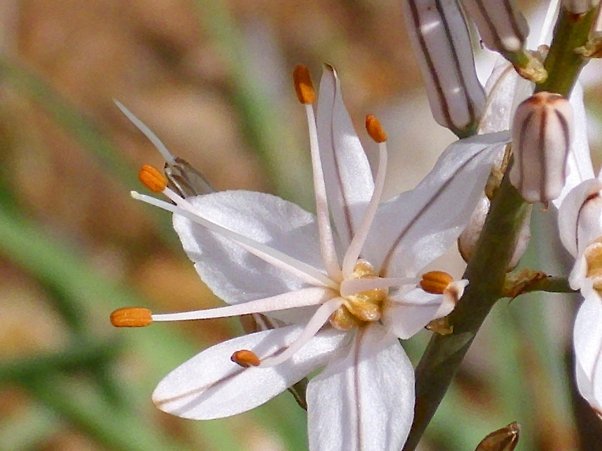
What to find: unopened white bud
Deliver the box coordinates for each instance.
[510,92,573,204]
[562,0,600,14]
[459,196,531,269]
[402,0,486,136]
[462,0,529,53]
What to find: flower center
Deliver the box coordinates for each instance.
[585,239,602,292]
[330,260,388,330]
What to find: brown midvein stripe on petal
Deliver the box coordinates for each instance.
[436,0,475,126]
[408,0,454,129]
[539,109,548,200]
[473,0,504,50]
[502,0,525,42]
[328,81,355,243]
[381,149,485,275]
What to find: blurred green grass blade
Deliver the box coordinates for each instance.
[0,200,243,450]
[0,57,177,245]
[25,374,189,451]
[0,404,61,450]
[0,57,136,188]
[0,199,310,450]
[193,0,312,207]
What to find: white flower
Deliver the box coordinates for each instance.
[112,65,508,449]
[558,173,602,416]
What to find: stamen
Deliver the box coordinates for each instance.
[304,99,342,281]
[365,114,388,143]
[293,65,316,104]
[259,297,344,367]
[139,164,168,192]
[110,307,153,327]
[231,350,260,367]
[150,287,334,322]
[342,122,388,277]
[420,271,454,294]
[114,100,176,165]
[131,191,338,289]
[340,277,412,297]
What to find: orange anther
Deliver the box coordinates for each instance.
[365,115,387,143]
[110,307,153,327]
[231,349,260,368]
[139,165,167,192]
[420,271,454,295]
[293,65,316,104]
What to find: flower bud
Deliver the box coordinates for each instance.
[510,92,574,204]
[475,421,520,451]
[401,0,486,136]
[562,0,600,14]
[462,0,529,53]
[459,196,531,269]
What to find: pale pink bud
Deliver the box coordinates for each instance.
[402,0,486,136]
[510,92,574,204]
[562,0,600,14]
[462,0,529,53]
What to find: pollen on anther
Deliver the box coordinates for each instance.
[231,349,260,368]
[420,271,453,295]
[139,164,167,192]
[365,115,387,143]
[110,307,153,327]
[293,65,316,104]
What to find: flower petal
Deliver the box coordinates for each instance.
[173,191,324,304]
[153,325,347,420]
[316,65,374,248]
[383,281,465,339]
[479,59,532,134]
[557,178,602,258]
[553,82,595,208]
[307,325,414,451]
[573,282,602,412]
[364,131,509,277]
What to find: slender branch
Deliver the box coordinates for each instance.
[503,273,576,298]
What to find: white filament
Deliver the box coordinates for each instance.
[342,142,388,277]
[114,100,177,165]
[305,104,342,282]
[259,297,344,367]
[151,287,333,322]
[131,191,338,288]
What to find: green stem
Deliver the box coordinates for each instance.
[536,7,598,96]
[404,175,528,450]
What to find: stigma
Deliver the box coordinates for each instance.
[330,260,388,330]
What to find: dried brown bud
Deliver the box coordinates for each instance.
[476,421,520,451]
